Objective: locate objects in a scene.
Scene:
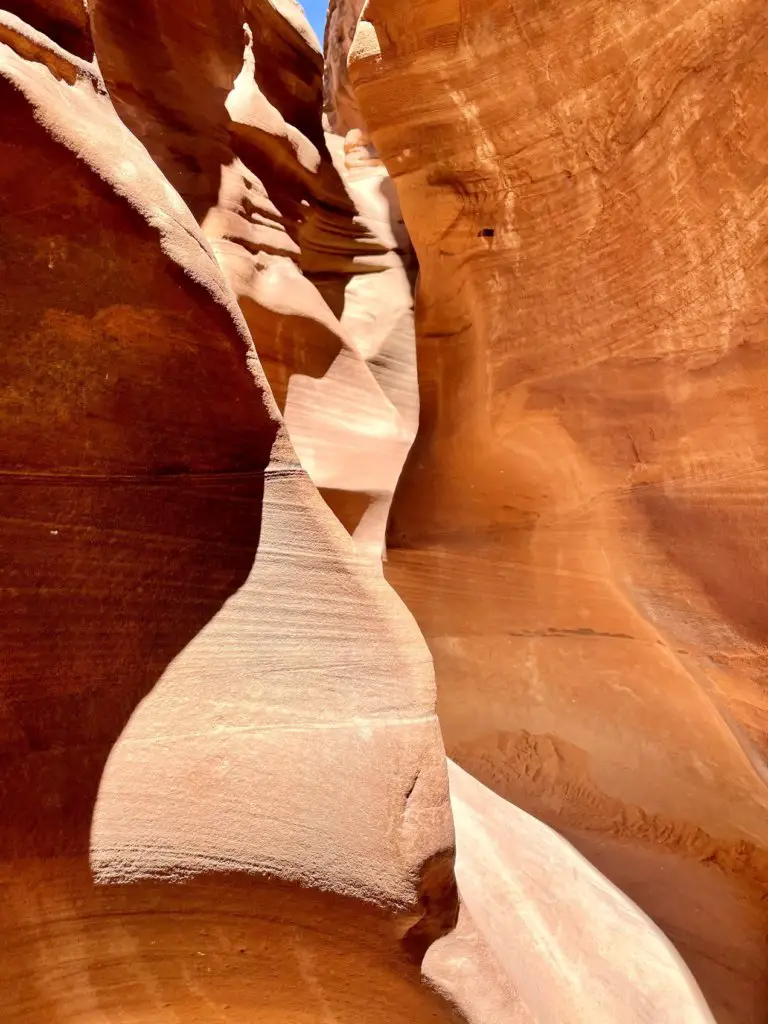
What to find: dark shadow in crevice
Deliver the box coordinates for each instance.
[0,472,269,864]
[380,173,420,296]
[0,62,277,875]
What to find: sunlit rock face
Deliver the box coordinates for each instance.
[0,5,456,1020]
[2,0,763,1022]
[87,0,418,562]
[341,0,768,1020]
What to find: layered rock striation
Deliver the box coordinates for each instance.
[0,4,454,1020]
[341,0,768,1020]
[2,0,764,1021]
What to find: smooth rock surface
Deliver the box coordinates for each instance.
[441,761,716,1024]
[90,0,418,559]
[343,0,768,1019]
[4,1,764,1022]
[0,9,455,1019]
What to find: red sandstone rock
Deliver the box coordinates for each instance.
[0,8,454,1019]
[3,0,764,1021]
[440,761,715,1024]
[89,0,417,560]
[343,0,768,1019]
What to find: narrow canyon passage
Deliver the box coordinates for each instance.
[337,1,768,1021]
[1,1,767,1022]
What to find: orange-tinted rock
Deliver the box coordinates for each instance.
[324,0,365,136]
[441,761,715,1024]
[345,0,768,1019]
[1,0,91,56]
[5,0,761,1020]
[0,10,455,1019]
[89,0,417,559]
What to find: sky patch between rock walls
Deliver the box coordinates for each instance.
[301,0,329,41]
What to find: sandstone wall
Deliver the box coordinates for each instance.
[1,0,761,1020]
[87,0,418,560]
[343,1,768,1020]
[0,6,455,1019]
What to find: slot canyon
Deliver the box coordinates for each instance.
[1,0,766,1021]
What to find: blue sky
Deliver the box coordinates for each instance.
[301,0,329,41]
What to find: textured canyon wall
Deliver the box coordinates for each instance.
[342,1,768,1021]
[85,0,417,560]
[0,0,761,1021]
[430,761,715,1024]
[0,6,456,1020]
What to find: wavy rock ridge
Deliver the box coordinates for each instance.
[340,0,768,1020]
[0,4,454,1020]
[1,0,760,1022]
